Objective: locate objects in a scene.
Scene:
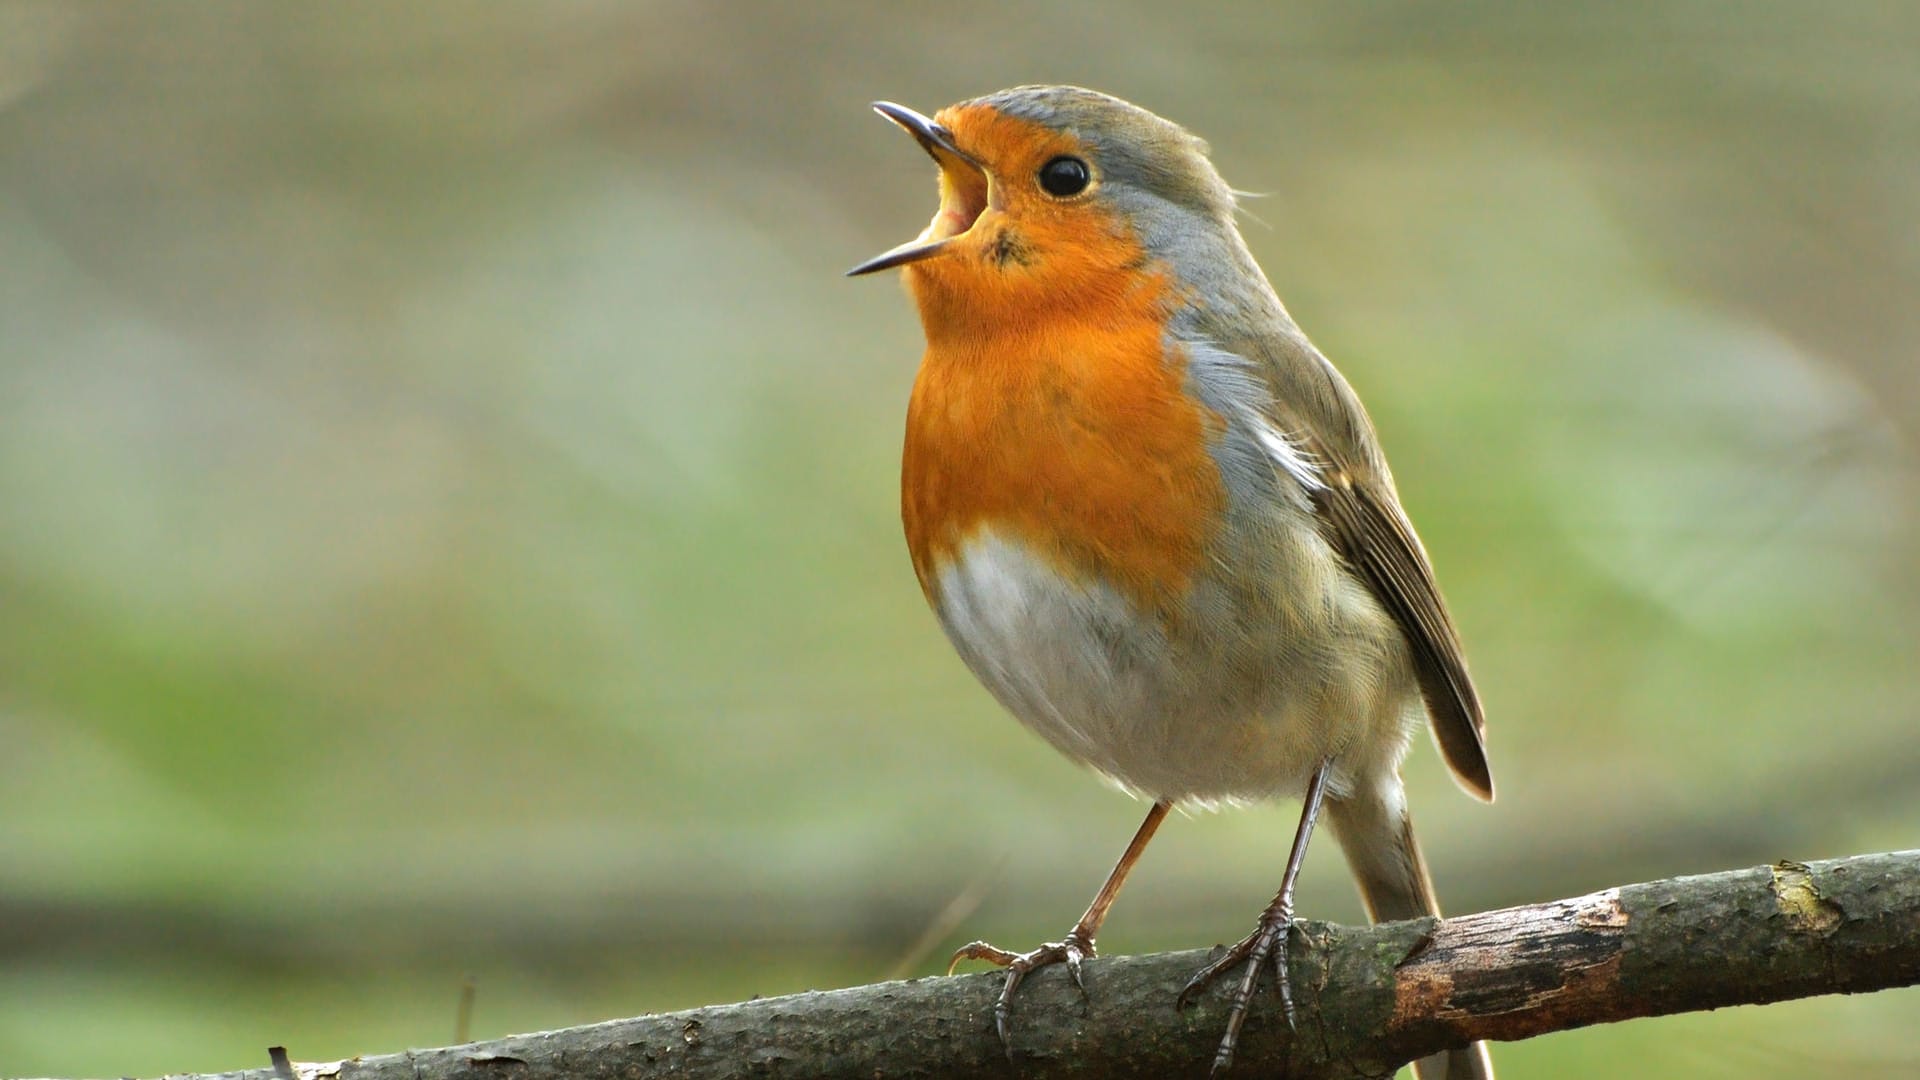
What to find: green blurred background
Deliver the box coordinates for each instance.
[1,3,1916,1077]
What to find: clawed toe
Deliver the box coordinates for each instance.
[1175,947,1233,1012]
[946,940,1022,973]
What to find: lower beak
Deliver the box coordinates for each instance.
[847,102,991,277]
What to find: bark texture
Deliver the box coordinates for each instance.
[128,851,1919,1080]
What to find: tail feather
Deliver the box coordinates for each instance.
[1326,777,1493,1080]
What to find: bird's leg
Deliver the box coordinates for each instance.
[1177,757,1334,1076]
[948,799,1171,1045]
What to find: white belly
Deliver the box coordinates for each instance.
[931,528,1423,804]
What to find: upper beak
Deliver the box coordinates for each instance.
[872,101,974,165]
[846,102,989,277]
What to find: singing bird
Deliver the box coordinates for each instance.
[849,85,1495,1079]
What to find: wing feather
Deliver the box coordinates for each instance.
[1200,321,1494,801]
[1312,471,1492,800]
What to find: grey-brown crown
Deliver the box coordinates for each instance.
[967,85,1237,221]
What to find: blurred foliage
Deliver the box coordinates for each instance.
[1,2,1916,1077]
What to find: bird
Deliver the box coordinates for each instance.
[848,85,1496,1079]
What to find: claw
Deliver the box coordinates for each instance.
[1065,948,1088,997]
[1175,962,1212,1013]
[944,932,1096,1049]
[946,940,1020,975]
[1179,910,1296,1073]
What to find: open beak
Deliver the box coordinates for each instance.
[846,102,993,277]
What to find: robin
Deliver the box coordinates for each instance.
[849,85,1496,1079]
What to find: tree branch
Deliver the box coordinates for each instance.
[150,851,1918,1080]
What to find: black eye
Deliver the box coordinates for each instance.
[1037,156,1091,197]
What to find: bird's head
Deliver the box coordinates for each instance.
[849,86,1251,333]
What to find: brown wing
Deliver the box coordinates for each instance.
[1196,306,1493,800]
[1313,470,1493,801]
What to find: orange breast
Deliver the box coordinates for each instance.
[900,267,1225,620]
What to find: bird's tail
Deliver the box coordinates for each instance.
[1326,775,1494,1080]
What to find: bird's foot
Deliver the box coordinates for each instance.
[947,930,1095,1046]
[1176,906,1296,1076]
